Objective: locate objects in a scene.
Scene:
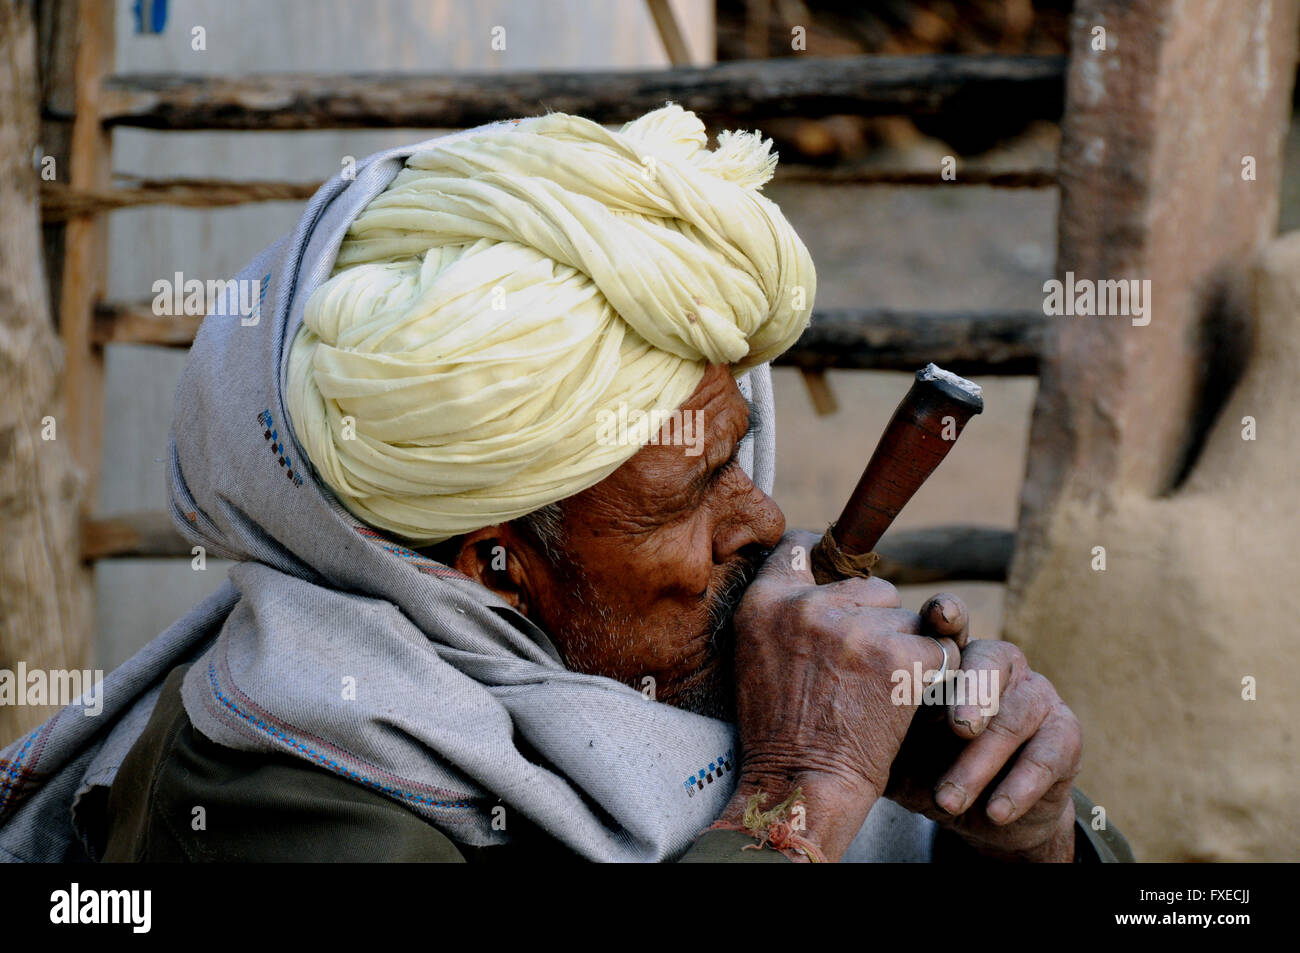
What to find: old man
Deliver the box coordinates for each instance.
[0,105,1129,863]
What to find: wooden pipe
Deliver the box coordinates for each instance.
[810,364,984,585]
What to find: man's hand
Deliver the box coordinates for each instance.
[884,601,1082,862]
[721,531,957,862]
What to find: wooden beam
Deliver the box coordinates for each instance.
[775,165,1057,188]
[93,301,203,348]
[798,368,839,415]
[81,512,195,561]
[776,308,1046,375]
[0,0,91,743]
[92,300,1049,375]
[92,55,1067,130]
[645,0,693,66]
[36,0,76,318]
[744,0,770,60]
[874,526,1014,585]
[37,164,1058,220]
[57,0,112,507]
[40,177,320,220]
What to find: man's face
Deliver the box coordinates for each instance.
[526,364,786,718]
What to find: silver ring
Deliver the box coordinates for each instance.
[925,637,950,687]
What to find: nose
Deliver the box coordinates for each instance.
[712,477,786,564]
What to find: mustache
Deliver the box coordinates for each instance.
[705,546,768,642]
[671,546,771,721]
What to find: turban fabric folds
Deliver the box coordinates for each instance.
[286,104,816,544]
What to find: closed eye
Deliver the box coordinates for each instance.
[691,402,753,496]
[707,448,742,488]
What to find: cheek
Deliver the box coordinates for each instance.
[596,519,717,614]
[650,516,717,600]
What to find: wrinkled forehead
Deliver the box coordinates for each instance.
[613,369,752,483]
[557,364,765,529]
[676,365,752,448]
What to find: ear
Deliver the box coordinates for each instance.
[448,523,540,618]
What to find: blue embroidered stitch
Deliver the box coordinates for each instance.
[258,409,303,487]
[683,749,734,798]
[352,526,468,579]
[0,731,37,814]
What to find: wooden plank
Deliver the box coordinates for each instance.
[93,301,1048,375]
[776,166,1056,187]
[57,0,112,508]
[81,512,195,560]
[93,301,204,348]
[645,0,692,66]
[36,0,75,318]
[744,0,770,59]
[776,308,1046,375]
[37,164,1058,220]
[799,368,839,415]
[93,55,1067,130]
[40,177,320,220]
[0,0,91,744]
[874,525,1014,585]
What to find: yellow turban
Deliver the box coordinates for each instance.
[285,104,816,545]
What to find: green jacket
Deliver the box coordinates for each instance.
[103,666,1133,863]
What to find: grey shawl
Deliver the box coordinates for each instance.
[0,123,933,863]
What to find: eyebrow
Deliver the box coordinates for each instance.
[687,399,757,495]
[743,398,760,441]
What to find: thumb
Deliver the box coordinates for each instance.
[752,529,823,586]
[920,592,970,649]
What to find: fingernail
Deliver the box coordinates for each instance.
[988,795,1015,824]
[935,781,965,815]
[939,599,954,624]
